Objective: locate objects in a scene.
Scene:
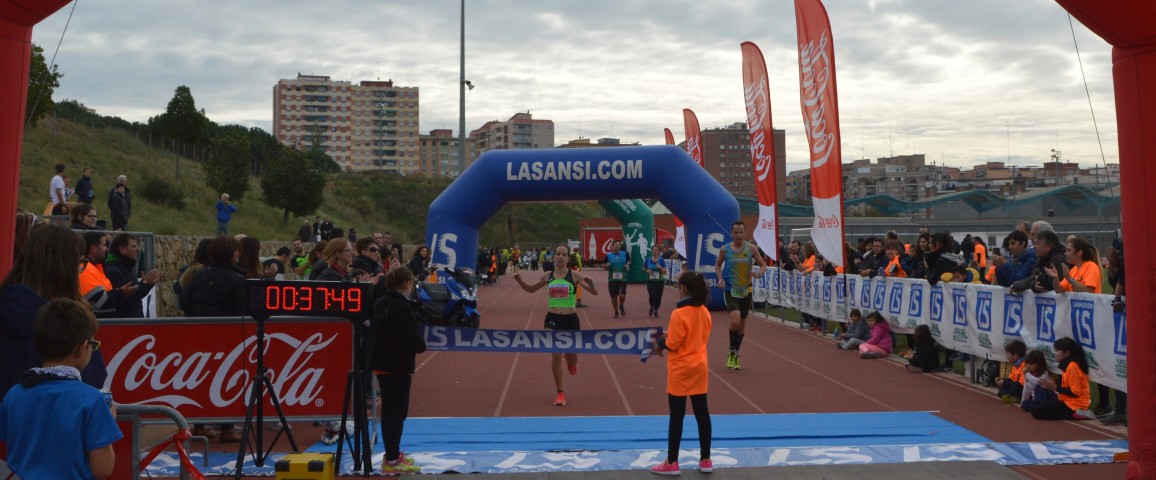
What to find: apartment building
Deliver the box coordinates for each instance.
[273,74,420,173]
[466,112,555,162]
[694,122,787,203]
[419,129,475,177]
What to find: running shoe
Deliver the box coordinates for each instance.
[1073,409,1096,420]
[732,354,742,370]
[698,459,713,473]
[620,306,626,316]
[860,352,882,359]
[613,312,619,319]
[725,352,736,369]
[553,391,567,406]
[650,461,680,476]
[568,364,578,375]
[381,453,420,474]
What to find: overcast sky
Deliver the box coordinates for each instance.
[32,0,1117,173]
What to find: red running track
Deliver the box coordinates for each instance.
[402,269,1127,479]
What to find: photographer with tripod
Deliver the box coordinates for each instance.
[367,267,427,474]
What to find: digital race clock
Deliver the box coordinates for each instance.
[247,280,372,319]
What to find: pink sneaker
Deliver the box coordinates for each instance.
[698,459,713,473]
[650,460,680,476]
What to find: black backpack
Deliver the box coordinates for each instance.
[978,360,1000,387]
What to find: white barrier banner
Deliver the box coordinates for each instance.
[757,268,1126,392]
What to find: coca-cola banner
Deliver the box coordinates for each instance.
[741,41,780,262]
[100,318,352,420]
[795,0,846,267]
[582,228,624,263]
[677,109,706,259]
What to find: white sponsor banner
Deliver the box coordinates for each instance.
[758,268,1126,392]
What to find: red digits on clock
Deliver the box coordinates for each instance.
[329,287,346,311]
[347,288,361,313]
[265,286,279,310]
[300,286,313,311]
[283,287,298,310]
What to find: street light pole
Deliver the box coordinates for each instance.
[458,0,466,174]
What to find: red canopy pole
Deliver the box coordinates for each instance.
[1053,2,1156,478]
[0,1,72,277]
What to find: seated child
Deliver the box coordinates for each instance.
[1019,349,1053,413]
[0,298,122,479]
[950,264,983,284]
[995,340,1028,403]
[836,308,870,350]
[858,312,893,359]
[905,325,939,372]
[1030,337,1094,420]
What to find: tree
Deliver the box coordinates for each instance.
[25,44,63,127]
[205,130,251,201]
[261,147,325,223]
[151,85,211,147]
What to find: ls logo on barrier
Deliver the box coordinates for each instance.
[860,281,872,309]
[1036,297,1057,342]
[952,290,967,326]
[975,291,993,332]
[1003,296,1023,337]
[888,283,903,316]
[1071,299,1096,350]
[1113,310,1126,355]
[930,287,944,322]
[835,277,845,303]
[908,284,923,317]
[872,280,886,311]
[822,277,832,302]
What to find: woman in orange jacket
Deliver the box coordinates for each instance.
[650,271,713,475]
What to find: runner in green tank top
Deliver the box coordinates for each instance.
[513,244,598,406]
[713,220,768,370]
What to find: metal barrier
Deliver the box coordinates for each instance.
[116,404,208,480]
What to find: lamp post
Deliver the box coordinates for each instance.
[458,0,466,174]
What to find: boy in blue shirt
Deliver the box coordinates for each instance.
[0,298,122,479]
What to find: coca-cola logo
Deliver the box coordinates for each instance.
[105,332,338,409]
[816,214,841,228]
[686,135,703,165]
[799,29,836,171]
[744,74,774,184]
[759,218,776,231]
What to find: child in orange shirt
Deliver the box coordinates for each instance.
[650,271,714,476]
[1030,337,1094,420]
[995,340,1027,403]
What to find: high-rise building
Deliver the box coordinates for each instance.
[696,122,787,202]
[467,112,555,162]
[419,129,475,177]
[273,74,420,173]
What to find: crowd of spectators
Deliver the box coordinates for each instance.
[770,218,1126,426]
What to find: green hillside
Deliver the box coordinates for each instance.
[18,117,600,246]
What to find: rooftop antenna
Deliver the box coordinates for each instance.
[376,62,381,81]
[888,123,893,157]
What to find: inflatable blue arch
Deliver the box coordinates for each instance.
[425,145,739,308]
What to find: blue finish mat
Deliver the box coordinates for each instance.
[142,413,1130,476]
[310,412,990,453]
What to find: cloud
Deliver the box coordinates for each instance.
[31,0,1118,172]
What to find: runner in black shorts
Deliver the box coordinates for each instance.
[513,244,597,406]
[714,221,768,370]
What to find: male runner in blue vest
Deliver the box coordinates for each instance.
[604,240,630,318]
[714,221,768,370]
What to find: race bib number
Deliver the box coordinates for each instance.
[649,271,660,280]
[731,287,749,298]
[548,284,570,299]
[612,272,624,280]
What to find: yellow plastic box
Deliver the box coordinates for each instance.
[274,452,335,480]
